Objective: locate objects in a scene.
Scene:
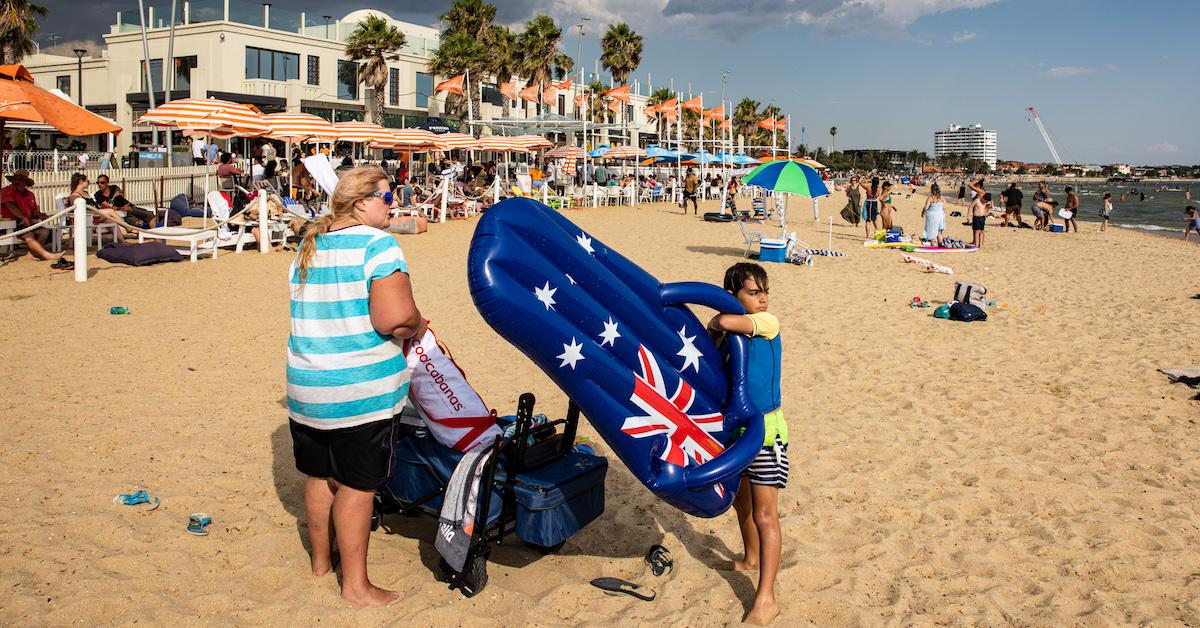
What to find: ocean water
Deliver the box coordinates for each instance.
[955,182,1196,235]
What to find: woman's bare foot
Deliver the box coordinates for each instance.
[341,583,400,607]
[744,598,780,625]
[731,557,758,571]
[311,552,339,577]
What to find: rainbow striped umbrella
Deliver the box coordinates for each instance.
[136,97,269,137]
[605,145,648,159]
[333,121,391,144]
[544,145,584,159]
[741,160,829,198]
[263,112,337,141]
[513,135,553,150]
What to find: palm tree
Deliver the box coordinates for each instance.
[517,15,564,116]
[0,0,47,64]
[438,0,496,127]
[486,25,517,119]
[732,97,760,150]
[829,126,838,152]
[344,15,405,125]
[646,87,673,146]
[428,32,487,121]
[754,104,782,150]
[585,80,612,124]
[599,22,643,86]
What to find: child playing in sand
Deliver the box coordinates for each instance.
[707,262,786,625]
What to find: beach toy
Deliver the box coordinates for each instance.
[986,300,997,307]
[573,436,596,456]
[934,304,952,319]
[109,306,129,315]
[644,545,674,576]
[468,197,764,518]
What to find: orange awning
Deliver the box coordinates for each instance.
[0,64,121,136]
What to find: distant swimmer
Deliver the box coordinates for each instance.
[1140,192,1146,202]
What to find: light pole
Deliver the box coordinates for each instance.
[323,15,332,38]
[575,17,589,187]
[73,49,86,105]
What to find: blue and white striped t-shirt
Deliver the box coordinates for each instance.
[287,225,412,430]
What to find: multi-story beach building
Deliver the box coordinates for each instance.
[17,1,659,162]
[933,124,997,170]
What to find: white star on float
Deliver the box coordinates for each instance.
[534,281,557,310]
[557,337,585,369]
[677,327,703,372]
[576,233,595,254]
[598,317,621,347]
[566,273,576,285]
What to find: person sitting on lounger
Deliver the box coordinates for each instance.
[67,172,127,240]
[94,175,158,228]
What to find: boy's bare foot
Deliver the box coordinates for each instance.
[744,598,780,625]
[341,583,400,607]
[731,557,758,571]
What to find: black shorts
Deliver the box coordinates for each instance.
[290,418,397,491]
[971,215,987,230]
[1005,203,1021,212]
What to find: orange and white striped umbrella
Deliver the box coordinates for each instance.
[263,112,337,141]
[476,135,532,152]
[136,97,269,137]
[544,145,584,159]
[370,128,441,150]
[333,121,392,144]
[512,135,553,150]
[605,145,647,159]
[432,132,479,150]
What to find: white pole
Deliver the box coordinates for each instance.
[698,94,704,201]
[258,192,269,253]
[165,0,177,168]
[73,198,87,282]
[675,95,682,204]
[439,175,448,223]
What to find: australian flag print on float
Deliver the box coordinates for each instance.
[467,197,764,517]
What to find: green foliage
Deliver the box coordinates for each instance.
[344,14,405,123]
[599,22,643,86]
[0,0,47,64]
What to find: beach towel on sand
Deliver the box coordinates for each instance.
[1159,368,1200,387]
[436,445,494,571]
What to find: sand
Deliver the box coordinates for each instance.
[1,189,1199,625]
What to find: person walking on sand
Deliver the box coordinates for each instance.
[859,176,882,238]
[683,168,699,215]
[1063,186,1080,233]
[708,262,788,626]
[1185,203,1199,242]
[842,175,862,226]
[287,166,425,607]
[879,181,898,230]
[956,180,967,208]
[1099,192,1113,231]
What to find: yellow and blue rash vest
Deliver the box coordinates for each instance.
[742,312,787,446]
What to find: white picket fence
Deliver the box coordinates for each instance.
[18,165,217,212]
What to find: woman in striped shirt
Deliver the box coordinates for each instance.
[287,166,425,606]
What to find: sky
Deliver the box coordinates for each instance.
[34,0,1200,165]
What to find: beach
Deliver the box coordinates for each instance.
[1,189,1199,625]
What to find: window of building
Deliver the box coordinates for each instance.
[307,55,319,86]
[482,83,502,107]
[333,109,363,122]
[140,59,163,92]
[382,113,405,128]
[389,68,399,107]
[415,72,432,108]
[245,46,299,81]
[558,94,565,116]
[173,55,197,91]
[56,75,70,96]
[301,106,332,121]
[337,61,359,100]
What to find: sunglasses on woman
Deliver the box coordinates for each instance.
[368,191,395,204]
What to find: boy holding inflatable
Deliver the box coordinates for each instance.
[707,262,787,625]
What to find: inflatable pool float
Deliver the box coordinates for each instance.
[702,212,733,223]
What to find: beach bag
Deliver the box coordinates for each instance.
[949,302,987,322]
[406,326,503,452]
[933,303,952,319]
[953,282,988,309]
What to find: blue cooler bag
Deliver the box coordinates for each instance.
[512,451,607,548]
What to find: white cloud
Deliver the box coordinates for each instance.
[1146,142,1180,154]
[519,0,1004,38]
[1042,66,1095,77]
[950,30,976,43]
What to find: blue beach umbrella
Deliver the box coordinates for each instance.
[732,153,761,166]
[588,144,610,158]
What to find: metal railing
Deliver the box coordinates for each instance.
[4,151,112,173]
[12,165,219,212]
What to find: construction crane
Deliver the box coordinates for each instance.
[1026,106,1063,166]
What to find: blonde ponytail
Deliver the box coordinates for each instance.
[294,165,388,285]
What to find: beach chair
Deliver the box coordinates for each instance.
[0,219,15,254]
[734,209,767,258]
